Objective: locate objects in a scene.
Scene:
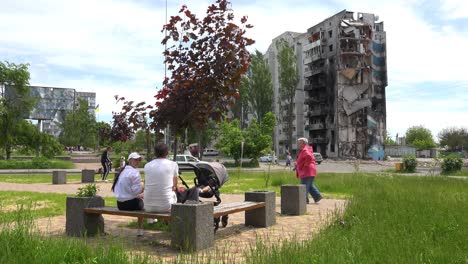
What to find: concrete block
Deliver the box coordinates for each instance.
[66,196,105,237]
[245,191,276,227]
[81,170,95,183]
[171,202,214,251]
[52,170,67,184]
[281,184,307,215]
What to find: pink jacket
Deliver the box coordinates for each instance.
[296,145,317,178]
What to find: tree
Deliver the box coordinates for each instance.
[385,131,396,145]
[438,127,468,152]
[15,120,63,158]
[243,50,273,124]
[0,61,36,159]
[96,121,112,149]
[276,39,299,152]
[216,112,276,165]
[405,126,436,150]
[59,98,96,148]
[151,0,254,157]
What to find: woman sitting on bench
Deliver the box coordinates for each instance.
[111,152,144,211]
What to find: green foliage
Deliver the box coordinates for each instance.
[59,98,96,148]
[385,131,396,145]
[76,184,99,197]
[244,50,273,123]
[97,121,112,148]
[0,61,36,159]
[438,126,468,151]
[276,39,299,151]
[216,112,276,165]
[0,159,74,169]
[31,157,51,169]
[39,133,64,158]
[405,125,436,150]
[441,154,463,174]
[0,203,149,263]
[402,154,417,172]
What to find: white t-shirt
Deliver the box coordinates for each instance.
[114,166,143,202]
[144,158,179,213]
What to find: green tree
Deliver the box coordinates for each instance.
[405,126,436,150]
[244,50,273,124]
[276,39,299,152]
[217,112,276,165]
[385,131,396,145]
[0,61,36,159]
[97,121,112,149]
[59,98,96,148]
[438,127,468,152]
[15,120,63,158]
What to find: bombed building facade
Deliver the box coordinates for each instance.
[269,10,387,160]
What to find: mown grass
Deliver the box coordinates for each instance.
[0,173,102,184]
[0,207,152,264]
[0,191,116,223]
[245,174,468,263]
[0,159,75,169]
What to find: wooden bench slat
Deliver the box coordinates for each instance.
[84,201,265,221]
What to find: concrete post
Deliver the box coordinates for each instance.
[52,170,67,184]
[81,169,95,183]
[66,196,105,237]
[281,184,307,215]
[245,191,276,227]
[171,202,214,251]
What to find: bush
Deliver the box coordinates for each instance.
[222,159,259,168]
[76,184,99,197]
[31,157,51,169]
[441,154,463,174]
[402,154,417,173]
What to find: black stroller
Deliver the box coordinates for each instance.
[178,162,229,230]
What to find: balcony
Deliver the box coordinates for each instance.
[305,123,326,131]
[312,138,328,144]
[303,40,322,51]
[307,108,328,117]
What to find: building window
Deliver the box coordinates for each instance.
[329,45,333,52]
[328,30,332,38]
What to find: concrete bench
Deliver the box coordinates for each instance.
[78,191,275,251]
[52,170,67,184]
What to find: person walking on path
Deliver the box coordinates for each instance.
[285,152,292,169]
[101,146,112,182]
[295,137,322,204]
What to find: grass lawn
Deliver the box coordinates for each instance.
[0,173,101,184]
[0,171,467,263]
[0,191,117,223]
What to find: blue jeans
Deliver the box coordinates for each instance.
[300,177,322,203]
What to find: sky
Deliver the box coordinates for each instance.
[0,0,467,141]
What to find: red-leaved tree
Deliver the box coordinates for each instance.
[114,0,254,156]
[153,0,254,155]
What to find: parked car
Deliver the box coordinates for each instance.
[314,152,323,164]
[203,149,220,156]
[259,154,277,163]
[168,155,208,166]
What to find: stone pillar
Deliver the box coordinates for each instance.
[245,191,276,227]
[66,196,105,237]
[171,202,214,251]
[81,170,95,183]
[52,170,67,184]
[281,184,306,215]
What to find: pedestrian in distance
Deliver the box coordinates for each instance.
[295,137,323,204]
[101,146,112,182]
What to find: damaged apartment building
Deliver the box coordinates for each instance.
[267,10,387,160]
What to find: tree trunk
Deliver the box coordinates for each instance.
[5,143,11,160]
[145,129,151,160]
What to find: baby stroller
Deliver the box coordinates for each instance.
[178,162,229,230]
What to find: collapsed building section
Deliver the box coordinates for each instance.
[302,10,387,160]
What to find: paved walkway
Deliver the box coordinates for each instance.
[1,181,346,262]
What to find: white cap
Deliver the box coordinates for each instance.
[128,152,142,161]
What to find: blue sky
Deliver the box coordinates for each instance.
[1,0,467,141]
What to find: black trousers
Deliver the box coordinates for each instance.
[101,162,111,180]
[117,198,144,211]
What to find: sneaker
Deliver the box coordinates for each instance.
[104,180,109,182]
[147,218,158,224]
[137,229,144,237]
[315,196,323,204]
